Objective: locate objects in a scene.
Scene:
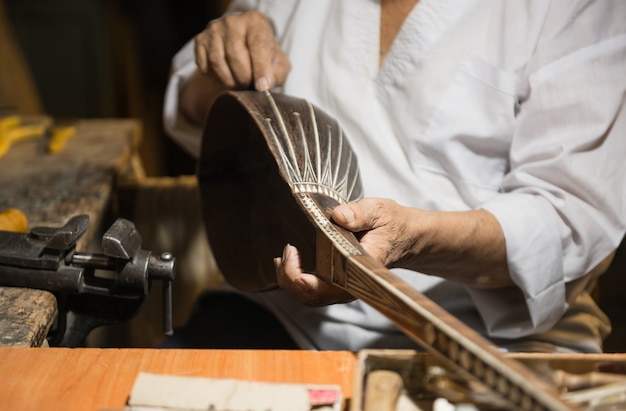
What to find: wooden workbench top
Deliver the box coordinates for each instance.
[0,119,140,347]
[0,348,357,411]
[2,348,626,411]
[0,118,140,236]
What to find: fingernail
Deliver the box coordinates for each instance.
[340,207,355,224]
[273,257,281,269]
[256,76,270,91]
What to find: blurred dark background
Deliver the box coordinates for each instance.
[2,0,229,177]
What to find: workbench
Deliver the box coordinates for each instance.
[1,348,626,411]
[0,119,140,347]
[0,348,357,411]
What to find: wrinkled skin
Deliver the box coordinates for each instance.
[274,199,511,307]
[180,11,291,125]
[195,11,291,91]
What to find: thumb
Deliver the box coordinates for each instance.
[332,202,372,232]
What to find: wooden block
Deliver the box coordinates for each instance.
[0,287,57,347]
[127,372,342,411]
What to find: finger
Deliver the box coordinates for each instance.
[332,201,377,233]
[222,11,280,88]
[222,18,254,87]
[276,244,317,301]
[208,25,242,88]
[276,244,354,306]
[334,198,394,231]
[194,33,209,73]
[252,45,291,91]
[247,28,275,90]
[331,200,394,265]
[196,25,238,88]
[245,14,284,90]
[332,204,356,226]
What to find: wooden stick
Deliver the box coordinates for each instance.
[364,370,404,411]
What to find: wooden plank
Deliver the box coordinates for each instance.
[0,288,56,347]
[0,348,357,411]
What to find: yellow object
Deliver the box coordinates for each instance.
[47,125,76,154]
[0,115,46,158]
[0,208,29,232]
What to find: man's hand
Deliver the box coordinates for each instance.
[274,244,355,306]
[274,198,422,307]
[180,11,291,126]
[195,11,291,92]
[330,198,424,267]
[274,198,512,307]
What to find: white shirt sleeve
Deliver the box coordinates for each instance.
[163,40,202,158]
[476,3,626,337]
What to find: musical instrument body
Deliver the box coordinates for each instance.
[198,90,579,411]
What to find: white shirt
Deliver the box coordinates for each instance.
[164,0,626,352]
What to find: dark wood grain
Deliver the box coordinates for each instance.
[0,288,57,347]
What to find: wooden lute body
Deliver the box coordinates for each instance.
[198,90,578,411]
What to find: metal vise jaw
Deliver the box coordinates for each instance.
[0,214,176,346]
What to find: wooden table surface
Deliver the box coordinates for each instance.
[0,119,140,347]
[0,348,357,411]
[3,348,626,411]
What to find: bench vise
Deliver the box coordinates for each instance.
[0,214,176,347]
